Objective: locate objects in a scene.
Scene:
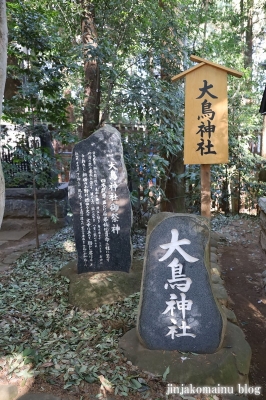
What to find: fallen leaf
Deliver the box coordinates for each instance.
[40,362,54,368]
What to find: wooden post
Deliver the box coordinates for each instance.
[201,164,211,218]
[171,56,242,221]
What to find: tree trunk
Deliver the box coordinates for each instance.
[81,2,100,138]
[4,55,20,100]
[33,168,40,249]
[0,0,8,227]
[160,152,186,212]
[241,0,253,70]
[159,71,186,212]
[244,0,253,69]
[157,0,186,213]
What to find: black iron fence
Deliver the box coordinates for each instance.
[1,146,31,174]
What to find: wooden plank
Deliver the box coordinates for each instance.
[172,62,205,82]
[201,164,211,218]
[190,55,243,78]
[184,64,228,164]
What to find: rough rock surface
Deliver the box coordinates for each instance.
[68,124,132,273]
[59,259,142,310]
[0,385,18,400]
[119,321,251,386]
[137,213,227,353]
[17,394,61,400]
[259,197,266,252]
[4,185,68,219]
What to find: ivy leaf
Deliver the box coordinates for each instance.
[16,369,34,379]
[162,366,170,381]
[130,378,142,389]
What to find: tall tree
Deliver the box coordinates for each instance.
[79,0,194,212]
[158,0,186,213]
[0,0,7,226]
[2,0,79,243]
[81,1,100,138]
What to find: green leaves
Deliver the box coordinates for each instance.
[0,226,145,396]
[4,0,266,217]
[4,0,80,134]
[130,378,143,389]
[162,366,170,382]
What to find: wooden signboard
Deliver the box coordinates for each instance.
[184,64,228,164]
[172,56,243,217]
[172,56,243,165]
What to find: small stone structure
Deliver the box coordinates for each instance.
[68,124,132,274]
[62,125,134,307]
[259,197,266,252]
[59,258,143,310]
[120,321,251,387]
[261,270,266,295]
[4,183,68,219]
[259,198,266,294]
[137,213,226,353]
[119,212,251,388]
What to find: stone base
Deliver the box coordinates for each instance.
[0,385,18,400]
[119,322,251,387]
[260,228,266,253]
[16,394,61,400]
[59,259,143,310]
[4,184,68,218]
[259,198,266,252]
[1,217,66,232]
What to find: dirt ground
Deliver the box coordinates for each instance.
[36,216,266,400]
[2,215,266,399]
[217,216,266,400]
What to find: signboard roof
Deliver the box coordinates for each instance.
[172,55,243,82]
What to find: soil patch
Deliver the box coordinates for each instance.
[217,216,266,399]
[1,216,266,400]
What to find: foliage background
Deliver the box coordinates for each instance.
[2,0,266,218]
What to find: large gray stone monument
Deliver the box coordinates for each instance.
[68,125,132,274]
[137,212,227,354]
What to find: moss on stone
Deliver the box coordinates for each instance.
[119,322,251,387]
[59,259,143,309]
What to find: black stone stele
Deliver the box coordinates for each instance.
[259,85,266,114]
[137,213,226,354]
[68,125,132,273]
